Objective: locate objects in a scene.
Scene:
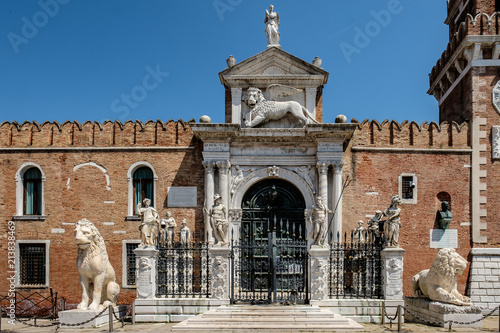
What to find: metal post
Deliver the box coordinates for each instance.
[108,305,113,333]
[132,301,135,325]
[61,299,66,311]
[381,302,385,325]
[397,305,402,332]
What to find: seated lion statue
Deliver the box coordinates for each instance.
[242,87,319,128]
[74,218,120,310]
[411,248,471,306]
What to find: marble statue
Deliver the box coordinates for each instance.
[226,55,236,68]
[231,165,244,195]
[137,198,160,247]
[160,211,177,248]
[159,220,167,247]
[242,87,318,128]
[411,248,472,306]
[264,5,280,46]
[309,196,333,246]
[353,220,365,243]
[74,218,120,310]
[207,194,229,245]
[367,210,383,237]
[179,219,191,245]
[437,201,452,230]
[383,195,401,248]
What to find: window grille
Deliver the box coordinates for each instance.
[401,176,414,199]
[19,243,46,286]
[126,242,139,286]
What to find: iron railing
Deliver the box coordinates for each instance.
[0,288,58,319]
[329,231,384,299]
[231,218,308,304]
[156,240,210,298]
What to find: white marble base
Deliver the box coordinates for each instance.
[405,297,483,328]
[58,306,126,328]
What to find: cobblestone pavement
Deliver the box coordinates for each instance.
[1,317,499,332]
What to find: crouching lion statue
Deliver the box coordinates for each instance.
[74,218,120,310]
[411,248,471,306]
[242,87,319,128]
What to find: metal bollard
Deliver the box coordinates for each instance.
[108,305,113,333]
[132,301,135,325]
[397,305,402,332]
[381,302,385,325]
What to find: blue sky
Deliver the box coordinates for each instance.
[0,0,449,125]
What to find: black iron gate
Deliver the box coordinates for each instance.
[230,179,308,304]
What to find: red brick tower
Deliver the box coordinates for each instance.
[428,0,500,311]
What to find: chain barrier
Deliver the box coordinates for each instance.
[14,306,109,332]
[383,304,500,332]
[111,305,127,328]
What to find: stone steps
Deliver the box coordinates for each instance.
[172,305,364,332]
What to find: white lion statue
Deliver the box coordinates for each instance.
[74,218,120,310]
[411,248,471,306]
[242,86,319,128]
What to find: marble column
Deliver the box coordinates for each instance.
[332,162,343,242]
[217,160,231,211]
[203,161,215,244]
[316,161,329,203]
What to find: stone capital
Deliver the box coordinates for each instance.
[203,161,215,172]
[216,160,231,173]
[316,161,329,174]
[332,162,343,174]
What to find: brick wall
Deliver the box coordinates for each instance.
[343,120,472,296]
[0,120,203,306]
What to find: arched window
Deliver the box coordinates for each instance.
[126,162,158,218]
[24,168,42,215]
[15,162,45,219]
[133,167,154,213]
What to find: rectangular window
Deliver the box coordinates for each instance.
[399,174,417,204]
[19,243,47,286]
[122,240,140,288]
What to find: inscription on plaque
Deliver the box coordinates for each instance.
[167,187,197,207]
[318,143,343,152]
[204,143,229,152]
[430,229,458,248]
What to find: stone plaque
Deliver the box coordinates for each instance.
[317,143,343,152]
[167,187,197,207]
[204,143,229,152]
[430,229,458,248]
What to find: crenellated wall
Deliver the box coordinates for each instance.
[350,119,470,149]
[0,119,195,148]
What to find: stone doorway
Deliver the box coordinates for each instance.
[231,179,308,304]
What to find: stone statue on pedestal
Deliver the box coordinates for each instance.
[309,196,333,246]
[265,5,280,47]
[353,220,366,243]
[207,194,229,246]
[437,201,452,230]
[367,210,383,238]
[383,195,401,248]
[160,211,177,248]
[74,219,120,310]
[137,198,160,248]
[179,219,191,245]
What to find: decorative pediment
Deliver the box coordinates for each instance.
[219,47,328,87]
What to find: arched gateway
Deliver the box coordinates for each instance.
[231,179,308,304]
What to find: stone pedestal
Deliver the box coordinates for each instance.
[405,297,483,328]
[381,247,405,300]
[381,247,405,320]
[58,306,126,328]
[209,246,231,300]
[134,246,159,300]
[309,245,330,301]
